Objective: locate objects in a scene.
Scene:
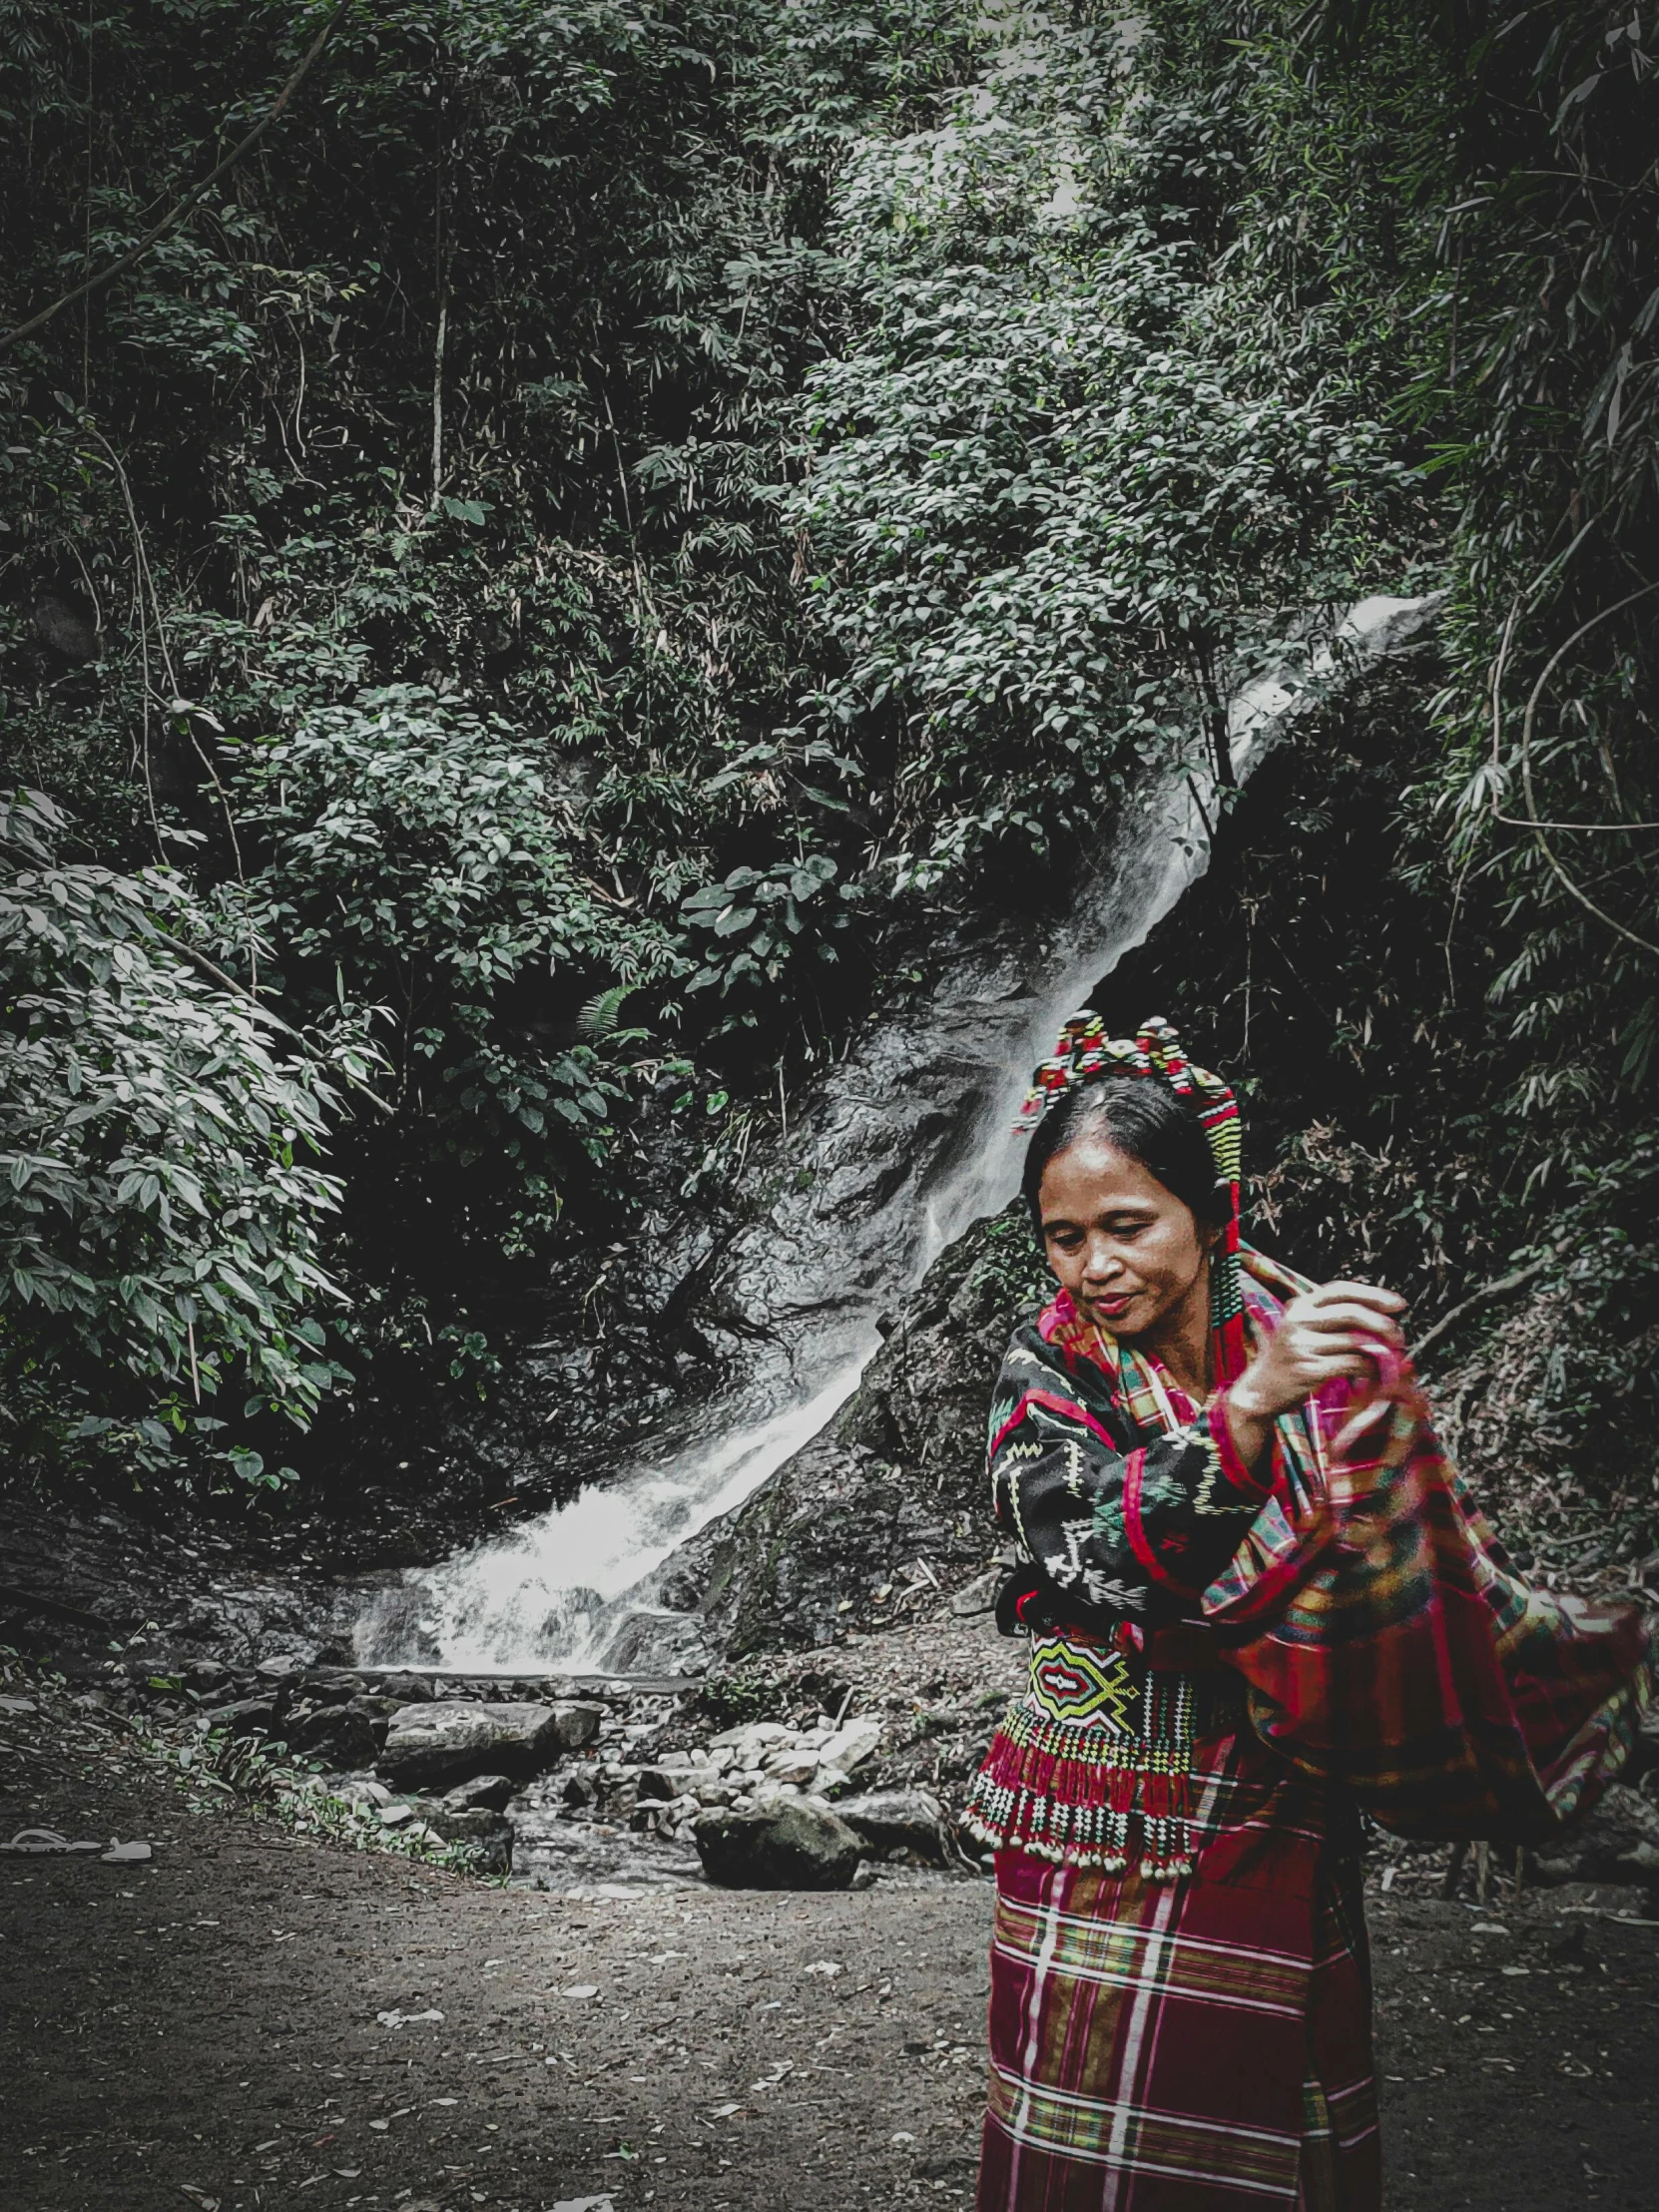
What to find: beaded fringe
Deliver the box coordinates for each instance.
[964,1700,1197,1880]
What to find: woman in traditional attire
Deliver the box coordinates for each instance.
[966,1015,1648,2212]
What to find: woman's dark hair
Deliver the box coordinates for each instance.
[1020,1077,1232,1235]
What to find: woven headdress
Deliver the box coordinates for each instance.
[1015,1013,1247,1381]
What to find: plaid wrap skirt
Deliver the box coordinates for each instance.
[977,1727,1380,2211]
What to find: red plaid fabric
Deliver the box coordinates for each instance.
[972,1134,1646,2207]
[978,1726,1379,2211]
[1200,1274,1651,1843]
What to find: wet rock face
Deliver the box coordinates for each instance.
[0,1495,356,1679]
[694,1797,866,1891]
[655,1204,1047,1658]
[377,1699,602,1789]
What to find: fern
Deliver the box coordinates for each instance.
[576,984,635,1040]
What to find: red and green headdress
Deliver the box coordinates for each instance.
[1015,1012,1247,1382]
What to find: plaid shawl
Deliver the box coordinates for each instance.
[985,1245,1648,1849]
[1203,1251,1651,1843]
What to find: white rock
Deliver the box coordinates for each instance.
[753,1780,802,1807]
[710,1720,795,1754]
[766,1752,821,1785]
[817,1719,881,1774]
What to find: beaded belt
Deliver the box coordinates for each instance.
[964,1629,1232,1878]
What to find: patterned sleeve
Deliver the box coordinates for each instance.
[988,1332,1274,1617]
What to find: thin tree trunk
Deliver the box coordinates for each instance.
[430,298,447,506]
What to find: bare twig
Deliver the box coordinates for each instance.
[168,940,395,1118]
[85,426,252,951]
[0,6,340,353]
[1409,1254,1553,1363]
[1500,580,1659,836]
[91,422,165,857]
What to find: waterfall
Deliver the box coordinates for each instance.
[354,594,1436,1674]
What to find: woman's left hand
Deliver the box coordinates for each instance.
[1225,1279,1406,1468]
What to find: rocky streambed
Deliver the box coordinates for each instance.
[5,1171,1657,1910]
[11,1554,1659,1915]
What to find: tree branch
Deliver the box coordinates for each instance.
[1409,1254,1553,1364]
[168,940,395,1118]
[0,7,341,354]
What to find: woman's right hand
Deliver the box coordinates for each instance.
[1225,1281,1405,1467]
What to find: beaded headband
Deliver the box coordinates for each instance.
[1016,1012,1247,1379]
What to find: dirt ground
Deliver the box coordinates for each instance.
[4,1691,1658,2212]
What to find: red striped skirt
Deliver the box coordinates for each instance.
[976,1729,1380,2211]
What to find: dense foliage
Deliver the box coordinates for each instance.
[0,787,362,1475]
[1,0,1653,1511]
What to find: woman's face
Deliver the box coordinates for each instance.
[1037,1128,1213,1341]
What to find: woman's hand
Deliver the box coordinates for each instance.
[1224,1281,1406,1470]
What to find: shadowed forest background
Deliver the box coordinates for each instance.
[2,0,1655,1585]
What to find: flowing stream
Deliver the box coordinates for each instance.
[356,595,1436,1674]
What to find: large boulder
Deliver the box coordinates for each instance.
[290,1702,380,1770]
[833,1788,950,1864]
[439,1773,517,1814]
[695,1798,864,1891]
[377,1700,601,1789]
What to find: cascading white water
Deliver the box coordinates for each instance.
[356,595,1435,1674]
